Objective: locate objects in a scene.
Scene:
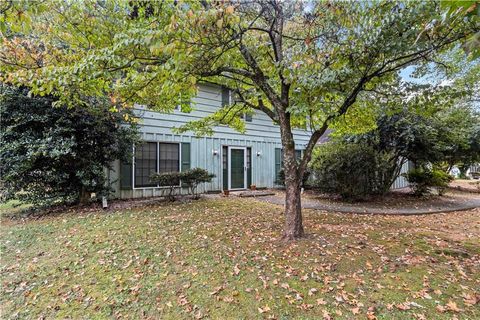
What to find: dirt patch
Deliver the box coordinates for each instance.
[450,179,480,193]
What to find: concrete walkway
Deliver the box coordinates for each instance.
[255,193,480,215]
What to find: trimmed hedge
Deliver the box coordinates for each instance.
[150,168,215,201]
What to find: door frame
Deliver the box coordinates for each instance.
[228,146,247,190]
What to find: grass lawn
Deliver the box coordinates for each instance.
[1,198,479,319]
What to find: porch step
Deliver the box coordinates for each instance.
[234,190,276,198]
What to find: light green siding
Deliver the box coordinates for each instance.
[110,83,311,199]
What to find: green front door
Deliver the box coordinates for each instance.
[229,147,246,189]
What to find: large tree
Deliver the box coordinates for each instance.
[1,1,478,239]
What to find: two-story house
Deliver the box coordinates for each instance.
[108,83,310,199]
[108,83,409,199]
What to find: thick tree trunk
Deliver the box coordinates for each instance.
[282,146,304,240]
[283,175,304,240]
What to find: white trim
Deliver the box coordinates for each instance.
[228,146,247,190]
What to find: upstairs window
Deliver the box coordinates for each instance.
[222,86,252,122]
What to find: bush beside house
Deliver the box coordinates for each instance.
[0,85,138,208]
[150,168,215,201]
[309,141,400,200]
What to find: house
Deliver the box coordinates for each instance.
[108,83,409,199]
[108,83,311,199]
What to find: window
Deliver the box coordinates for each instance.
[159,143,179,173]
[274,148,303,184]
[134,142,182,188]
[134,142,157,188]
[221,86,231,107]
[222,86,252,122]
[240,113,253,122]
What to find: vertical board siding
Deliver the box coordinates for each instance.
[111,83,312,199]
[391,161,410,190]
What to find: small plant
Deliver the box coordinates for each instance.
[181,168,215,199]
[150,172,182,201]
[151,168,215,201]
[404,168,453,196]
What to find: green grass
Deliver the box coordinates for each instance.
[1,198,479,319]
[0,200,31,216]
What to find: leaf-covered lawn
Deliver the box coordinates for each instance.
[1,198,479,319]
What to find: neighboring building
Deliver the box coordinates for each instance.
[109,83,311,199]
[108,83,409,199]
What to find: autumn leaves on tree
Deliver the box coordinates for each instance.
[0,1,478,239]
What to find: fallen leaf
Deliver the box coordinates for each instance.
[446,300,461,312]
[209,286,223,296]
[233,264,240,276]
[308,288,318,296]
[258,305,271,313]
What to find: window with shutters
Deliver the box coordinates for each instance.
[133,142,189,188]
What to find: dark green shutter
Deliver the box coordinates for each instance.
[181,142,191,171]
[222,146,228,190]
[247,147,252,188]
[120,161,132,190]
[275,148,282,184]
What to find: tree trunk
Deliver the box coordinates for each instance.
[282,146,304,240]
[79,186,90,205]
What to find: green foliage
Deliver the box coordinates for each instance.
[439,1,480,59]
[0,1,475,135]
[150,172,182,201]
[404,168,453,196]
[0,85,138,207]
[181,168,215,199]
[310,142,399,201]
[352,102,480,174]
[150,168,215,201]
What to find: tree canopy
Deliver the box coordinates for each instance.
[1,0,478,238]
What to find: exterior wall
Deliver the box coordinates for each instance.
[390,161,411,190]
[110,83,311,199]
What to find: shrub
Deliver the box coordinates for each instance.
[150,172,182,201]
[309,142,399,200]
[150,168,215,201]
[404,168,453,196]
[181,168,215,199]
[0,85,138,208]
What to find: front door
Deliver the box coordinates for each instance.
[229,147,246,190]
